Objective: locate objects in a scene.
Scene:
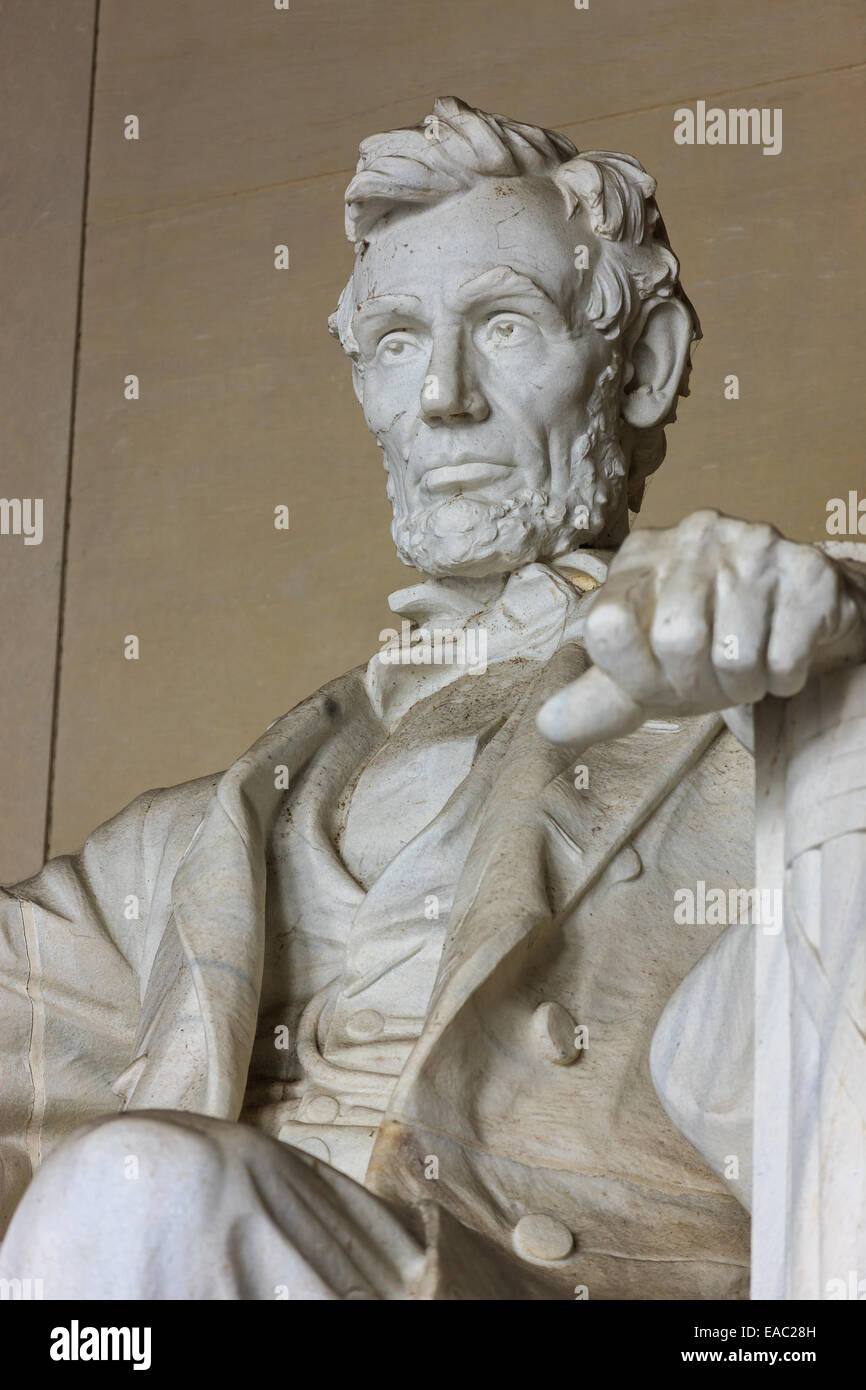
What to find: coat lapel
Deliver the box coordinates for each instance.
[381,641,724,1115]
[128,668,376,1117]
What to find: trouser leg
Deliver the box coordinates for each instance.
[0,1110,430,1300]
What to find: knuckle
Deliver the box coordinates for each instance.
[616,528,656,558]
[586,598,637,651]
[767,649,806,684]
[743,521,779,555]
[766,650,809,695]
[651,611,709,658]
[811,565,841,613]
[713,642,754,674]
[682,508,720,531]
[783,541,832,588]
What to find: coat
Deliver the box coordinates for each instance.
[0,629,755,1298]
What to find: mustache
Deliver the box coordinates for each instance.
[387,423,629,577]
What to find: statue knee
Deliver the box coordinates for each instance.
[0,1112,242,1298]
[36,1110,228,1207]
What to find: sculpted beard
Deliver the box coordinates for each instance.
[388,364,628,578]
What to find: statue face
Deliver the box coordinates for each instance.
[350,175,624,578]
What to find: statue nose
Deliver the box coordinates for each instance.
[420,341,489,425]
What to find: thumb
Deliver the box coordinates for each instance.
[536,665,647,749]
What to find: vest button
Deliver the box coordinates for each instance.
[346,1009,385,1040]
[513,1214,574,1262]
[531,1001,579,1065]
[300,1094,339,1124]
[292,1136,331,1164]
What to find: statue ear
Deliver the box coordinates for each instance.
[621,298,693,429]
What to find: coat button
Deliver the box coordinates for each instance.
[513,1214,574,1262]
[531,1001,579,1065]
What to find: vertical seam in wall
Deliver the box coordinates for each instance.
[21,901,46,1176]
[43,0,102,865]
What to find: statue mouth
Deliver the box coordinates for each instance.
[423,460,512,495]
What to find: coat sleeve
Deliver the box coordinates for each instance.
[0,775,217,1236]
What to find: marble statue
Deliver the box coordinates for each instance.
[1,97,865,1301]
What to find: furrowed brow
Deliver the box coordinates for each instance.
[353,293,423,328]
[451,266,556,312]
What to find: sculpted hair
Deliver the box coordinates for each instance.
[330,95,701,513]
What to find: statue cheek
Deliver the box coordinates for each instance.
[363,369,420,435]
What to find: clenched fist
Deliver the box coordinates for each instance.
[537,510,866,749]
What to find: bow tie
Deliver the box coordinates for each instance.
[366,548,614,727]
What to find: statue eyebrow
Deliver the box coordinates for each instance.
[451,266,556,310]
[353,293,423,326]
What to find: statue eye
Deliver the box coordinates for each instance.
[483,314,535,348]
[377,330,420,361]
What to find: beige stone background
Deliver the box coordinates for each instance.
[2,0,864,880]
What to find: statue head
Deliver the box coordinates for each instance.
[330,96,699,579]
